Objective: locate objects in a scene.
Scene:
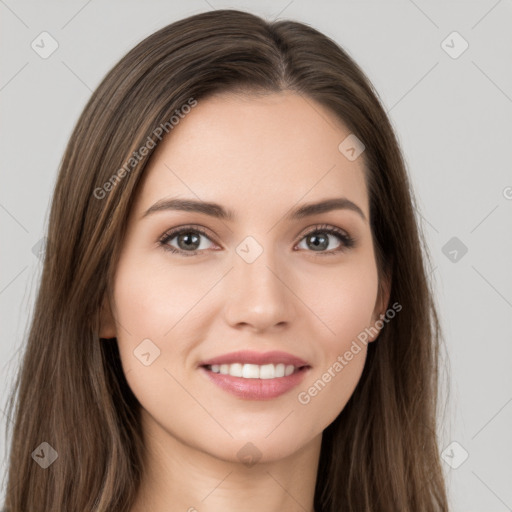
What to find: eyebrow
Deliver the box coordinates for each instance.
[141,197,367,222]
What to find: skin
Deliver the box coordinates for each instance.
[100,90,390,512]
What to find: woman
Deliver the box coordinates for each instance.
[2,9,450,512]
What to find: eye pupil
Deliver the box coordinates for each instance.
[163,225,350,257]
[178,232,200,250]
[307,233,328,251]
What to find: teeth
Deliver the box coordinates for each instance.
[209,363,298,379]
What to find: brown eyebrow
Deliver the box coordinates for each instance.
[141,197,367,222]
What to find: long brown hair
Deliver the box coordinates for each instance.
[2,9,450,511]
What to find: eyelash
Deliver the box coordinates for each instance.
[158,223,356,257]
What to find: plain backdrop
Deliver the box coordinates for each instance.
[1,1,511,510]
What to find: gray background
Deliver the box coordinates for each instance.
[1,0,511,510]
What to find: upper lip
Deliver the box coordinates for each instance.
[199,350,310,367]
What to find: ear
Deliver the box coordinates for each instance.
[368,273,392,342]
[99,293,117,340]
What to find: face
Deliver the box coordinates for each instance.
[100,91,389,464]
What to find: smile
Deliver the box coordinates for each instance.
[206,362,299,379]
[199,352,311,400]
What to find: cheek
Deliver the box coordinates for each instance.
[112,252,203,338]
[306,257,379,350]
[301,346,368,435]
[110,251,221,390]
[295,256,377,419]
[296,275,375,428]
[110,255,200,416]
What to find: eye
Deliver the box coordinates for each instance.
[295,224,355,256]
[158,223,356,257]
[159,225,217,257]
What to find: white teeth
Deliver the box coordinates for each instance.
[284,364,294,376]
[275,363,285,378]
[210,363,298,379]
[242,364,260,378]
[259,364,275,379]
[230,363,243,377]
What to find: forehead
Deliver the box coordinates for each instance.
[133,91,369,222]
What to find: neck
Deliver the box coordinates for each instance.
[130,411,321,512]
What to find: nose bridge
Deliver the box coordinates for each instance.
[223,237,295,329]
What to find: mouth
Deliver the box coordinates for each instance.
[199,363,311,401]
[202,362,308,379]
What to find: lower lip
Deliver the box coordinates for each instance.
[200,366,310,400]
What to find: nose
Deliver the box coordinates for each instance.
[222,248,296,333]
